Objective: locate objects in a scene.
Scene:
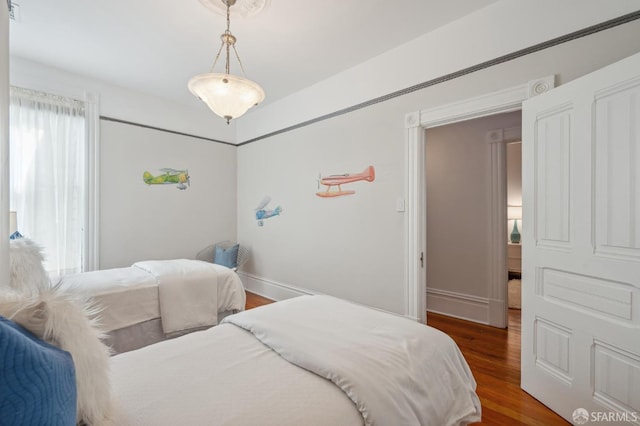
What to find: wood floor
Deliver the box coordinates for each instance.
[427,310,568,425]
[244,292,569,425]
[245,291,275,310]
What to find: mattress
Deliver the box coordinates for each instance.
[110,324,364,426]
[59,267,158,331]
[58,262,245,332]
[109,295,481,425]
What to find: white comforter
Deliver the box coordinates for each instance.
[58,260,245,332]
[224,295,481,426]
[133,259,219,334]
[110,295,481,426]
[110,323,364,426]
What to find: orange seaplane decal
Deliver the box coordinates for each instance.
[316,165,375,198]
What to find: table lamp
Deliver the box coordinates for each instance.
[508,205,522,244]
[9,211,23,239]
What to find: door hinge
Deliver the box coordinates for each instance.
[420,251,424,268]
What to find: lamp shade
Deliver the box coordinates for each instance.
[188,73,265,122]
[9,211,17,235]
[507,205,522,220]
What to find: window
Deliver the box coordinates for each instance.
[9,87,89,275]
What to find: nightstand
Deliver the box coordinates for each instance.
[507,242,521,277]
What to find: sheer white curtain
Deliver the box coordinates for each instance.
[10,87,87,275]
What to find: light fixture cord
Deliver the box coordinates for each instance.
[208,0,249,77]
[225,1,231,74]
[232,44,248,77]
[209,41,225,73]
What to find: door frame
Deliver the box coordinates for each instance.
[403,75,554,326]
[0,4,8,287]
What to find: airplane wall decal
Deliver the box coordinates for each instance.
[316,165,375,197]
[143,168,190,190]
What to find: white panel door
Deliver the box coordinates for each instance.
[521,52,640,423]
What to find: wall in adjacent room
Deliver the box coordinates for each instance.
[237,19,640,317]
[507,143,522,206]
[507,142,523,237]
[425,111,521,323]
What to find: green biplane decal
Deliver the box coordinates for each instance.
[143,168,190,190]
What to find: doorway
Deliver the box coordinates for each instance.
[506,141,522,311]
[402,75,554,326]
[424,112,521,327]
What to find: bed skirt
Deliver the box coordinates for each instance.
[104,310,237,354]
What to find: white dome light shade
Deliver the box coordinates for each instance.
[189,73,265,122]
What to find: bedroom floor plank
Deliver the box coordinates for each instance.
[245,291,275,310]
[427,310,569,426]
[244,293,569,425]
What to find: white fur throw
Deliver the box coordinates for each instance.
[0,287,112,425]
[8,238,51,294]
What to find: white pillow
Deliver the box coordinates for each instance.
[8,238,51,294]
[0,287,112,425]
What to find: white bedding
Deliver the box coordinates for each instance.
[110,295,481,426]
[133,259,219,334]
[58,267,158,331]
[224,295,481,426]
[58,260,245,333]
[110,323,364,426]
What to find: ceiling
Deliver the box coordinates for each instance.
[9,0,499,110]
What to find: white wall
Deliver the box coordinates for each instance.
[238,107,405,310]
[6,4,640,312]
[0,6,9,286]
[99,120,236,268]
[8,59,238,270]
[425,111,521,322]
[10,57,235,143]
[236,0,640,142]
[237,20,640,316]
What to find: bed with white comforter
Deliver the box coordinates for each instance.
[58,259,246,353]
[110,295,481,425]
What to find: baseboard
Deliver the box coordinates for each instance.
[238,271,314,301]
[239,272,418,321]
[488,298,507,328]
[427,288,489,325]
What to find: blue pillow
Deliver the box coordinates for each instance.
[0,316,77,426]
[214,244,239,269]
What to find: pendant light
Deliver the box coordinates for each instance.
[189,0,265,123]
